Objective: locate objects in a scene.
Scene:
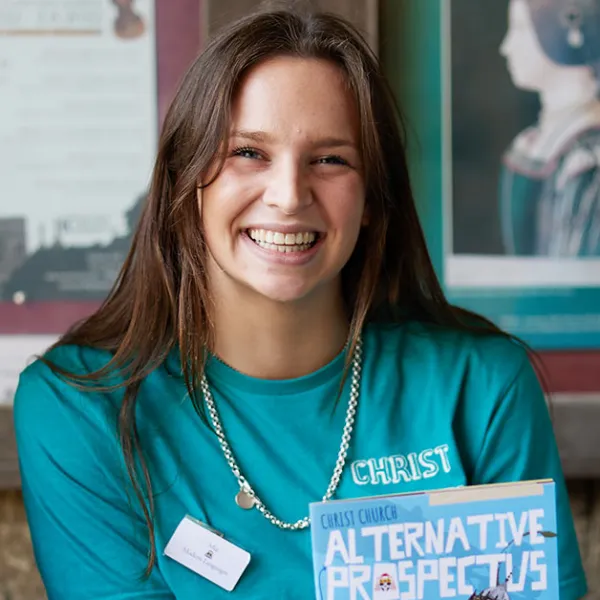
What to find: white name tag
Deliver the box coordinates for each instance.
[164,515,251,592]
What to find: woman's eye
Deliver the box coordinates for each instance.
[231,146,262,160]
[314,155,349,166]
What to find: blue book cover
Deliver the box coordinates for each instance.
[309,480,558,600]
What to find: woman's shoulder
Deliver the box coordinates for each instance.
[367,319,533,386]
[14,342,181,499]
[14,344,122,441]
[13,344,138,530]
[368,318,528,354]
[554,128,600,189]
[24,343,115,378]
[17,343,118,401]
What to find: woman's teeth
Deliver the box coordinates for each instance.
[247,229,318,252]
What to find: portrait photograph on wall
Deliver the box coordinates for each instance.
[444,0,600,348]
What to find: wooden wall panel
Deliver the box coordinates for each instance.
[204,0,378,51]
[0,409,19,490]
[156,0,205,124]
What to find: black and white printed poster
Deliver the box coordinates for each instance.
[0,0,157,403]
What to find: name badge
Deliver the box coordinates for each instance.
[164,515,251,592]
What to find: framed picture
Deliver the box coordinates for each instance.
[0,0,204,405]
[382,0,600,391]
[447,0,600,352]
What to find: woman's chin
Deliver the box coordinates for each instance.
[247,280,316,304]
[507,68,540,92]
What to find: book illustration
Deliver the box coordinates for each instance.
[310,481,558,600]
[470,571,510,600]
[376,573,395,592]
[468,530,556,600]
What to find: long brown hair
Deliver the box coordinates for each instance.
[43,3,532,575]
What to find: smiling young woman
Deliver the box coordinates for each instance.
[200,55,366,378]
[13,4,587,600]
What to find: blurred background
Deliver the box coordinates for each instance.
[1,0,600,598]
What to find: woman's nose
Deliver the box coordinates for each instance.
[262,160,312,215]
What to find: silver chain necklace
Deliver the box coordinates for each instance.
[200,336,363,531]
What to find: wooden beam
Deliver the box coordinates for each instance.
[0,407,19,490]
[552,394,600,479]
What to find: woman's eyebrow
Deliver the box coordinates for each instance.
[230,129,357,149]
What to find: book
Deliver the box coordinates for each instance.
[309,480,558,600]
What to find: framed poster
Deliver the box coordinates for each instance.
[0,0,204,405]
[445,0,600,351]
[382,0,600,390]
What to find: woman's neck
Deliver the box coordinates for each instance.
[539,69,598,125]
[209,282,350,380]
[518,71,600,160]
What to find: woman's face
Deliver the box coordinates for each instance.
[500,0,556,91]
[200,56,366,306]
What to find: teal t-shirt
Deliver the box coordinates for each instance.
[14,321,587,599]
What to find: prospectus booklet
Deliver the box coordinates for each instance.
[309,480,558,599]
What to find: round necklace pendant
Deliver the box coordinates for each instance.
[235,489,256,510]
